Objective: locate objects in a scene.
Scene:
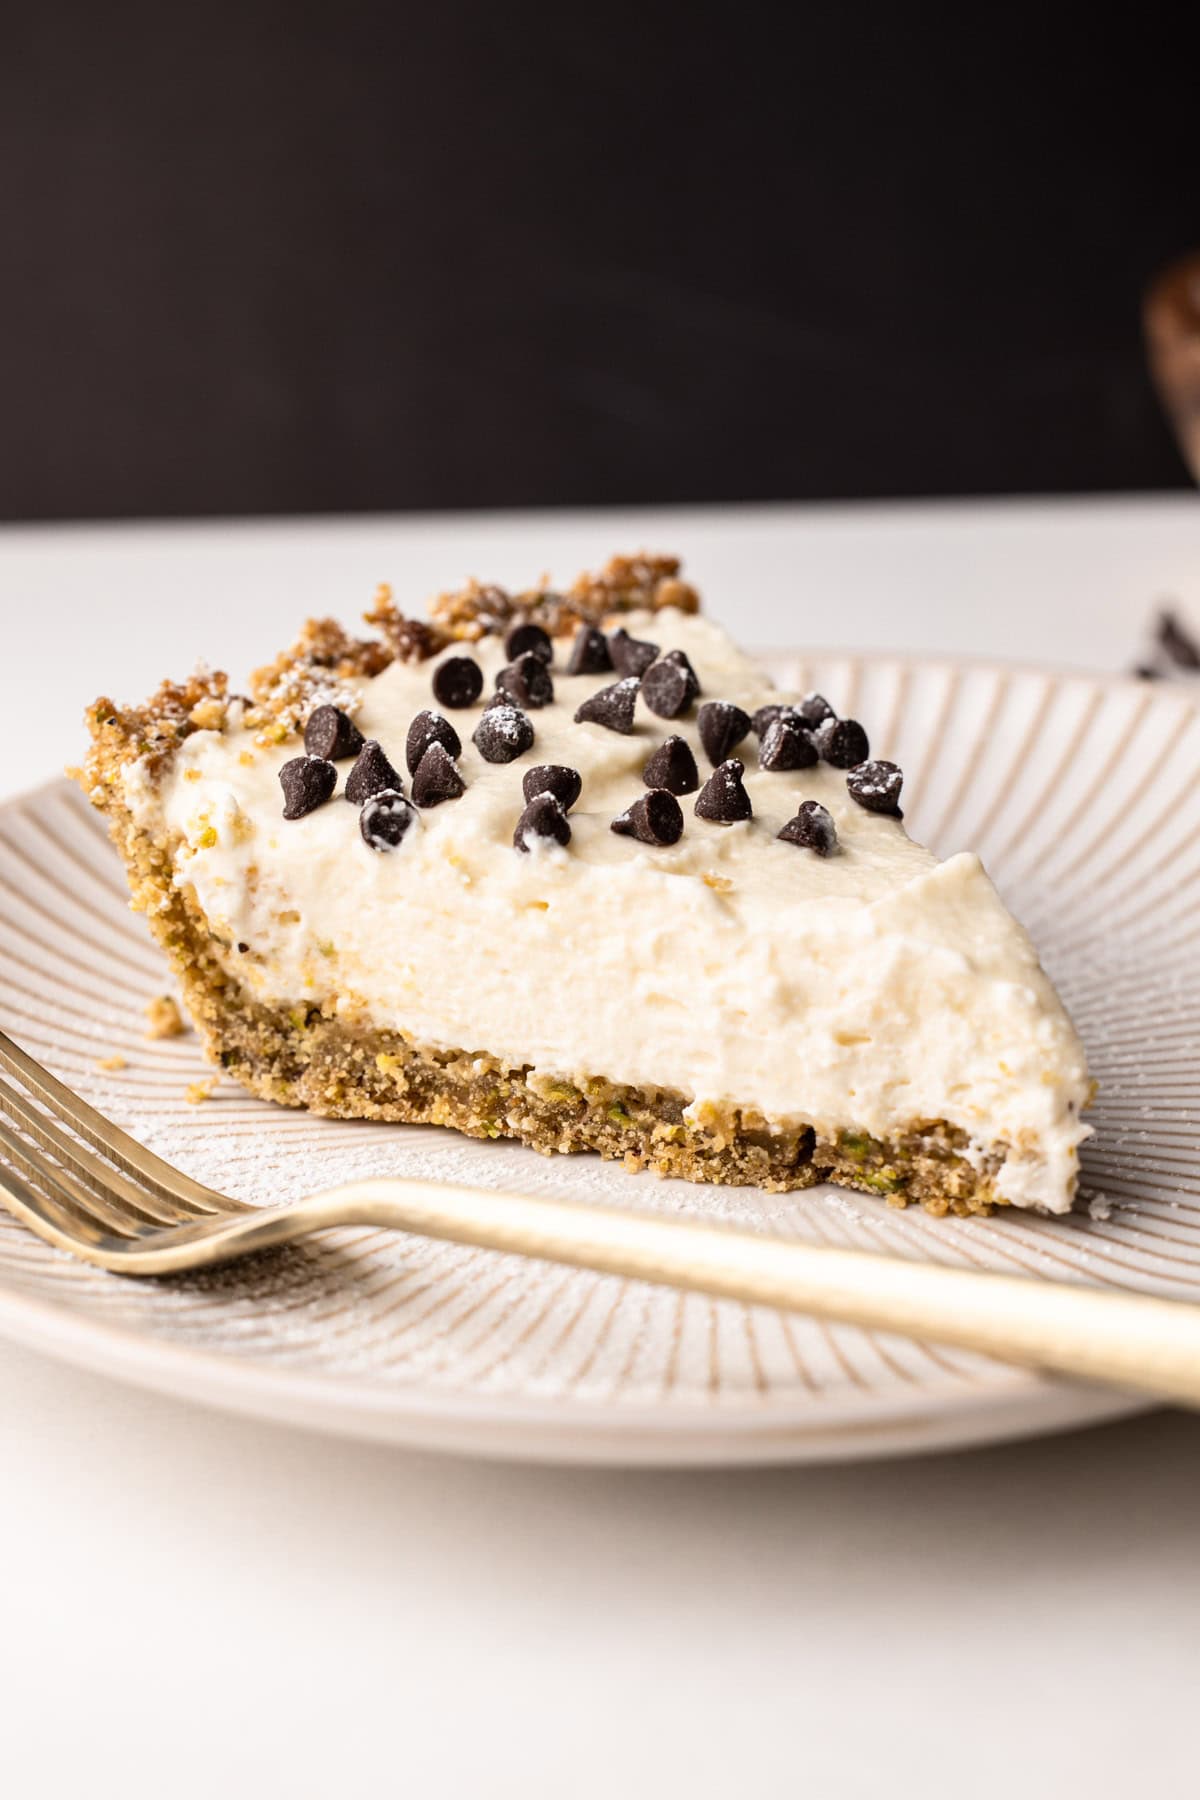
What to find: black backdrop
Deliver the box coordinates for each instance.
[2,6,1195,520]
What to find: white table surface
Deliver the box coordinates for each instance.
[1,496,1198,1799]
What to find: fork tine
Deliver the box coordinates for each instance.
[0,1028,237,1214]
[0,1128,136,1251]
[0,1112,143,1243]
[0,1073,200,1228]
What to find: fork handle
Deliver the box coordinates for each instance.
[292,1179,1200,1408]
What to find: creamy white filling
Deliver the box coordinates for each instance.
[126,609,1091,1211]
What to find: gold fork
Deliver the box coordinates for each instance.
[3,1025,1200,1407]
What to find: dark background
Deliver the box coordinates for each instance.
[2,6,1195,521]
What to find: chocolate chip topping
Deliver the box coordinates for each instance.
[574,676,639,734]
[495,652,554,710]
[796,692,836,729]
[846,758,904,816]
[608,627,659,678]
[472,704,535,763]
[431,655,484,709]
[1158,609,1200,670]
[778,799,838,856]
[303,704,364,762]
[503,620,554,665]
[566,624,613,676]
[279,755,337,819]
[513,792,571,852]
[611,789,684,847]
[522,764,582,812]
[694,758,753,824]
[643,734,699,794]
[360,788,416,851]
[814,716,869,768]
[411,741,466,808]
[751,702,789,738]
[405,708,462,775]
[759,715,818,771]
[345,739,404,805]
[641,650,700,719]
[697,700,752,766]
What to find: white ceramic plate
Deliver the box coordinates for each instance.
[0,651,1197,1464]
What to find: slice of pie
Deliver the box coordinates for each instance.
[76,553,1091,1215]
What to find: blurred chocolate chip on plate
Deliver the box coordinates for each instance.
[1157,609,1200,670]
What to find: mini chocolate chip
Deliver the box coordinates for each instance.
[412,741,466,808]
[778,799,838,856]
[304,704,364,761]
[698,700,752,766]
[574,676,639,734]
[504,620,554,665]
[1158,609,1200,670]
[609,627,659,678]
[432,655,484,709]
[279,755,337,819]
[405,709,462,775]
[759,715,818,771]
[641,650,700,719]
[513,792,571,852]
[495,652,554,709]
[522,764,582,811]
[360,788,416,851]
[694,758,753,824]
[643,734,699,794]
[1134,663,1162,681]
[814,716,869,768]
[566,624,613,675]
[345,739,404,805]
[752,703,789,738]
[796,692,836,729]
[472,704,535,763]
[846,759,903,816]
[611,789,684,846]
